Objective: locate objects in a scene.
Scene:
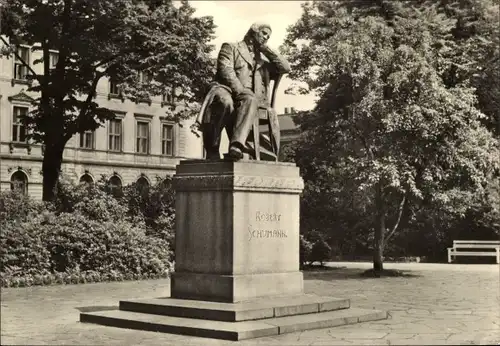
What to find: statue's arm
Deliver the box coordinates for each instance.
[260,45,291,75]
[217,43,246,95]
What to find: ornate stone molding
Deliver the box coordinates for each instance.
[9,142,31,154]
[173,174,304,193]
[7,166,32,175]
[8,90,35,103]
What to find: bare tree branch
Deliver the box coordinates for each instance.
[93,48,137,70]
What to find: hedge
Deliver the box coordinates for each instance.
[0,177,175,288]
[1,269,170,288]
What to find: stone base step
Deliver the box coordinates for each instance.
[80,307,387,341]
[119,294,350,322]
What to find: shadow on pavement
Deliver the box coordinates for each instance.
[303,266,422,281]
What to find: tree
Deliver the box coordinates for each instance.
[0,0,215,200]
[458,0,500,137]
[283,139,374,259]
[282,1,500,272]
[428,0,500,136]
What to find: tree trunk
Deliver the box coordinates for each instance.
[373,212,385,272]
[373,184,386,272]
[42,143,65,201]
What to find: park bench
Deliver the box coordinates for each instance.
[447,240,500,264]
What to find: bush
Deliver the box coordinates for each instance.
[121,176,176,248]
[299,232,333,267]
[1,182,175,287]
[150,211,175,246]
[123,177,175,223]
[310,238,332,266]
[0,268,169,288]
[0,214,52,277]
[73,192,129,223]
[44,211,172,275]
[0,190,48,224]
[1,210,172,285]
[300,235,313,268]
[54,177,99,213]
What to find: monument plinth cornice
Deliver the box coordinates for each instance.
[173,173,304,193]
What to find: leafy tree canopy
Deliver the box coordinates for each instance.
[281,0,500,270]
[2,0,215,140]
[0,0,216,200]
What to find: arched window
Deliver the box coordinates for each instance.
[10,171,28,195]
[136,176,150,194]
[108,175,123,195]
[79,173,94,184]
[160,176,173,190]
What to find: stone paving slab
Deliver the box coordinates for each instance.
[1,262,499,345]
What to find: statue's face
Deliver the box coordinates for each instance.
[254,27,271,46]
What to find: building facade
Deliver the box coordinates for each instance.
[0,45,204,199]
[277,108,301,161]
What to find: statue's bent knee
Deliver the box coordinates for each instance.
[237,93,257,104]
[217,94,233,109]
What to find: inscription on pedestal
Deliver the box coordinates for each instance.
[248,211,288,240]
[255,211,282,222]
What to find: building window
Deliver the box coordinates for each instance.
[49,52,59,69]
[162,88,175,104]
[79,174,94,184]
[12,106,28,143]
[79,130,94,149]
[139,71,152,84]
[136,176,150,194]
[136,121,150,154]
[161,124,174,156]
[108,175,123,196]
[108,119,122,151]
[109,80,120,95]
[10,171,28,195]
[14,46,30,80]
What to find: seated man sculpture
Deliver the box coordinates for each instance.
[195,22,290,161]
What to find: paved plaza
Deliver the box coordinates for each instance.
[1,262,499,345]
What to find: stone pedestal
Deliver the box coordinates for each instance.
[170,160,304,303]
[80,160,387,341]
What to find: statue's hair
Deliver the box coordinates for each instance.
[244,22,272,41]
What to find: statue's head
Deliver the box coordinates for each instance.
[244,22,272,47]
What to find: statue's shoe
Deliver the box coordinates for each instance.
[206,152,221,160]
[227,146,243,161]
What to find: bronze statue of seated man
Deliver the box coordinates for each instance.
[195,22,290,161]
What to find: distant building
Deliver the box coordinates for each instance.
[0,44,204,199]
[280,106,300,143]
[278,107,301,160]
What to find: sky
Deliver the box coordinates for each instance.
[189,1,317,114]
